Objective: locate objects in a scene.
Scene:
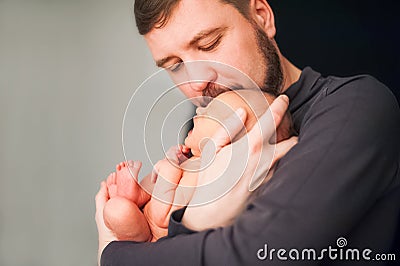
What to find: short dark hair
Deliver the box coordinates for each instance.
[134,0,250,35]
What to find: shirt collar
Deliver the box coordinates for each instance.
[284,66,322,113]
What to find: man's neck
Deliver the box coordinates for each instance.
[280,56,302,93]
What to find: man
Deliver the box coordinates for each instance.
[96,0,400,265]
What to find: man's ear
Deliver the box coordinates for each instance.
[249,0,276,38]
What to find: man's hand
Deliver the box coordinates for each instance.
[95,181,117,266]
[182,95,298,230]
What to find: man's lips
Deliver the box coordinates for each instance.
[202,82,232,98]
[197,82,232,107]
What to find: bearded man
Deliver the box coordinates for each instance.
[96,1,400,265]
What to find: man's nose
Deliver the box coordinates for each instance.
[188,80,208,92]
[184,62,217,93]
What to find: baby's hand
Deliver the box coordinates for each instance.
[151,145,190,183]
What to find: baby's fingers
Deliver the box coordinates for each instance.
[151,167,159,184]
[165,145,189,165]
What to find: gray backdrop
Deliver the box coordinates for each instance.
[0,0,191,265]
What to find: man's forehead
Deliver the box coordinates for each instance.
[144,0,236,60]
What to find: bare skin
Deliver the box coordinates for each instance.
[103,161,151,241]
[96,95,297,265]
[144,0,301,99]
[103,90,294,241]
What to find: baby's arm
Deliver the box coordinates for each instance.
[143,158,183,240]
[143,146,190,241]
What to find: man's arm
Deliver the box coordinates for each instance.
[100,78,400,265]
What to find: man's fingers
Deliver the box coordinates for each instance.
[203,108,247,153]
[269,94,290,130]
[95,181,109,214]
[272,136,298,165]
[248,94,289,144]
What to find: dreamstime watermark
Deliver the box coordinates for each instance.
[257,237,397,262]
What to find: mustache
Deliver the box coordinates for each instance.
[202,82,232,98]
[200,82,246,106]
[199,83,230,107]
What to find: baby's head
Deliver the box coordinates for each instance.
[184,90,295,157]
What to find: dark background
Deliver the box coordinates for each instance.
[271,0,400,254]
[271,0,400,101]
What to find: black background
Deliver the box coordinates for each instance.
[271,0,400,101]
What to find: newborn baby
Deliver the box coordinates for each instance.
[103,90,294,242]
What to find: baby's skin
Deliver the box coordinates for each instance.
[103,90,293,242]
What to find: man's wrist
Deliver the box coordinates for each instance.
[182,206,218,231]
[98,239,116,266]
[168,207,198,236]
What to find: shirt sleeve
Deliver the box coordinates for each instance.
[101,76,400,266]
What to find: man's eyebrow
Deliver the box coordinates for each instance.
[155,26,228,68]
[188,26,228,47]
[156,56,174,68]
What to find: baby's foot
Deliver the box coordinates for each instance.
[103,196,151,242]
[106,160,150,207]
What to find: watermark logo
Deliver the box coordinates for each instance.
[336,237,347,248]
[257,237,397,262]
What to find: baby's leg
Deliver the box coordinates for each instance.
[103,196,151,242]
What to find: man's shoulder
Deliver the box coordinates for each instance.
[325,73,397,107]
[300,70,399,143]
[289,68,399,126]
[302,71,399,122]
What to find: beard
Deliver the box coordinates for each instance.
[202,23,283,99]
[254,25,284,96]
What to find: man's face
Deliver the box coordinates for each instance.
[144,0,281,103]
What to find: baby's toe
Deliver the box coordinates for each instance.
[127,160,134,167]
[116,161,126,171]
[130,161,142,179]
[111,172,117,184]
